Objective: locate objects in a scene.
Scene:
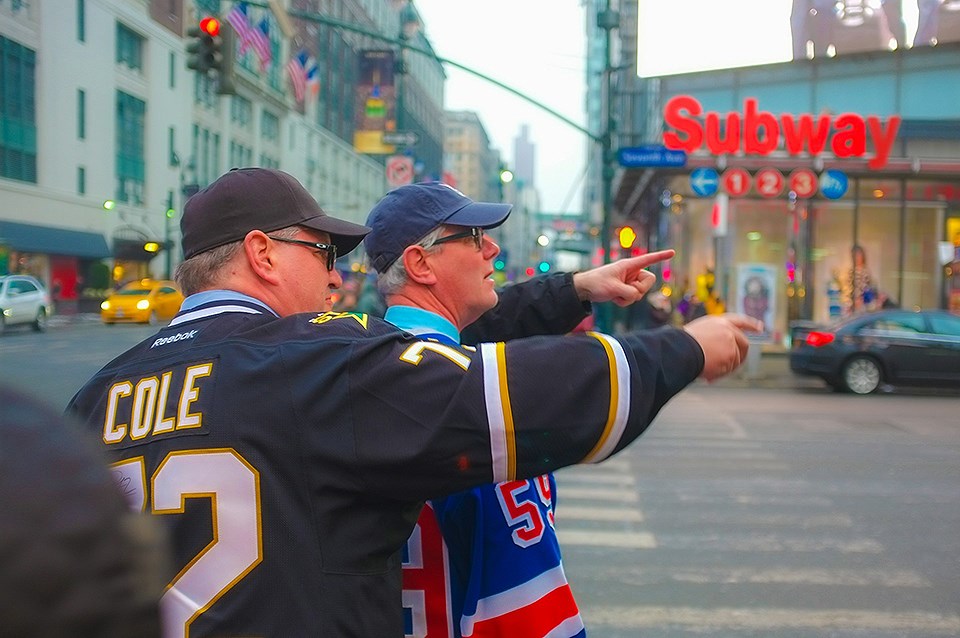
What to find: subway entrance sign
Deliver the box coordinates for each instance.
[617,145,687,168]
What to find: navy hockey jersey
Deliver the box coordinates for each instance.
[67,296,703,637]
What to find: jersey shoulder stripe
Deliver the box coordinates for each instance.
[581,331,631,464]
[479,342,515,483]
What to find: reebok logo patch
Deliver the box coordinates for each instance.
[151,330,198,348]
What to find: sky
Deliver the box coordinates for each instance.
[412,0,589,214]
[412,0,923,213]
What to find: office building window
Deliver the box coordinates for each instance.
[231,95,253,128]
[77,89,86,139]
[168,127,176,166]
[116,23,144,71]
[115,91,146,204]
[261,110,279,142]
[77,0,86,42]
[169,51,176,88]
[78,166,86,194]
[0,37,37,183]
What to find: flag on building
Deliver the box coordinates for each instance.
[226,2,271,70]
[252,18,272,71]
[226,2,256,55]
[287,50,308,103]
[305,54,319,96]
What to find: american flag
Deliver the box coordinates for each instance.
[287,50,308,103]
[226,3,256,54]
[252,18,272,70]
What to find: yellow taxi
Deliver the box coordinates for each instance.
[100,279,184,325]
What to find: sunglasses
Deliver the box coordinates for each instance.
[268,236,338,270]
[432,227,485,251]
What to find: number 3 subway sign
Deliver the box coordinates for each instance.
[662,95,901,170]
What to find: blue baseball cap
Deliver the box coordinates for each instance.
[364,182,512,273]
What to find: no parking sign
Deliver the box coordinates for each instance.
[386,155,414,187]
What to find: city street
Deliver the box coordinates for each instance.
[2,320,959,637]
[558,386,960,637]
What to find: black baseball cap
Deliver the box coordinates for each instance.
[363,182,512,273]
[181,168,371,260]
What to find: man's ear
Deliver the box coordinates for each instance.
[243,231,283,284]
[401,245,438,285]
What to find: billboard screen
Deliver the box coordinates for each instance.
[637,0,959,78]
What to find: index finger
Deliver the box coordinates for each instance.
[619,249,676,271]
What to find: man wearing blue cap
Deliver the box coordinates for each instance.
[70,168,759,638]
[365,182,677,637]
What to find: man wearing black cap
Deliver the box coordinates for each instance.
[68,168,759,637]
[365,182,678,637]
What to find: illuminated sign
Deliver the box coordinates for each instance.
[663,95,901,169]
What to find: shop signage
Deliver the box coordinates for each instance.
[789,169,818,198]
[617,145,687,167]
[819,169,849,199]
[662,95,901,170]
[722,168,751,196]
[690,167,719,196]
[755,168,784,198]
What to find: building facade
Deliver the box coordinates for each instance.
[614,42,960,344]
[0,0,450,313]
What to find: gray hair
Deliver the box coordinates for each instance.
[174,226,301,295]
[375,226,447,296]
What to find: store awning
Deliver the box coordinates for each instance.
[0,221,111,259]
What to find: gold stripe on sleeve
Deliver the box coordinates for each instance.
[584,332,631,463]
[495,342,517,481]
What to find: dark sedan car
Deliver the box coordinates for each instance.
[790,309,960,394]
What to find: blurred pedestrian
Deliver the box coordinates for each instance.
[0,386,167,638]
[67,168,760,637]
[365,182,676,637]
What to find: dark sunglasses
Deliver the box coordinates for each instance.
[432,227,484,251]
[268,236,338,270]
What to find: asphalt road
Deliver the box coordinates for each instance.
[557,384,960,638]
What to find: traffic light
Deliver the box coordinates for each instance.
[186,18,219,73]
[537,260,550,273]
[186,17,236,95]
[497,163,513,202]
[617,226,637,249]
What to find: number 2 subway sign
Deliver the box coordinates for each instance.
[662,95,900,170]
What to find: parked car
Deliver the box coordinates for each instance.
[100,279,184,325]
[790,309,960,394]
[0,275,51,334]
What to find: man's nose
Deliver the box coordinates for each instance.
[483,235,500,259]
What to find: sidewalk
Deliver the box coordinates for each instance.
[708,350,826,391]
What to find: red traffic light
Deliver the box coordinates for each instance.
[199,17,221,37]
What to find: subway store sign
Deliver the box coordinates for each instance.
[663,95,901,170]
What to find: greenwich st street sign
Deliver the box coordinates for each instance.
[662,95,901,170]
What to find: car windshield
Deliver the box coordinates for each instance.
[117,288,152,296]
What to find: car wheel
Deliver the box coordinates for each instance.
[32,307,47,332]
[842,356,882,395]
[0,315,5,335]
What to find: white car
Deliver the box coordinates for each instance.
[0,275,51,334]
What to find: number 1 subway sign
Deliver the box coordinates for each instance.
[662,95,901,170]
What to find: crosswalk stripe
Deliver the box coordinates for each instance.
[558,486,638,503]
[557,505,644,522]
[557,529,657,549]
[581,605,960,633]
[613,566,931,587]
[654,534,884,553]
